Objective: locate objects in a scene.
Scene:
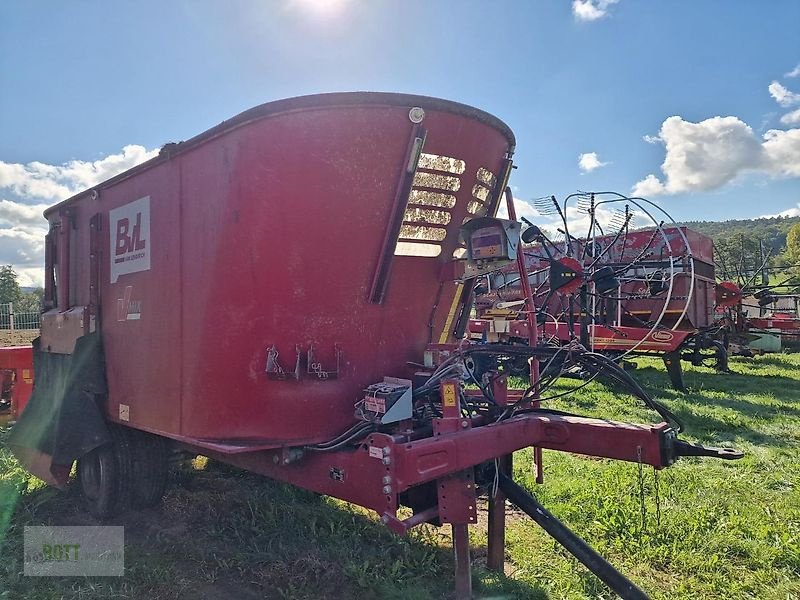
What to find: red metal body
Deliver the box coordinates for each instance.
[0,346,34,422]
[40,93,511,448]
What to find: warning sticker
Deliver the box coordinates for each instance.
[442,384,457,407]
[369,446,383,459]
[365,397,386,414]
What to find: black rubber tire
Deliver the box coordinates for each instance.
[77,424,133,519]
[77,442,118,520]
[129,430,170,508]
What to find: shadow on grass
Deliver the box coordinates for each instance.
[667,405,794,447]
[739,354,798,369]
[0,463,549,600]
[634,365,800,407]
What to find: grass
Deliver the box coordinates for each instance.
[1,354,799,599]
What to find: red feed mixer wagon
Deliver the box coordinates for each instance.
[9,93,741,599]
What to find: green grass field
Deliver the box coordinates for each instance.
[1,354,799,599]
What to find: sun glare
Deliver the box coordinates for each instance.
[289,0,350,18]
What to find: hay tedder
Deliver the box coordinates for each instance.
[9,93,741,599]
[470,194,727,391]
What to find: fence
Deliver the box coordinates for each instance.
[0,303,41,331]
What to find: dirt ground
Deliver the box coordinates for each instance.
[0,329,38,347]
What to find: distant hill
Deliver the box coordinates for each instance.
[679,215,800,253]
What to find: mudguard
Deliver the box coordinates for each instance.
[8,333,110,488]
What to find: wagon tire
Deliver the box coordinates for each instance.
[129,430,170,508]
[77,424,133,519]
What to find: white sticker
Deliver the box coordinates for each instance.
[110,196,150,283]
[369,446,383,459]
[119,404,130,422]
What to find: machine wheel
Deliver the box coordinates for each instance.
[129,430,170,508]
[712,340,729,372]
[77,425,133,519]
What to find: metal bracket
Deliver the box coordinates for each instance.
[266,344,341,381]
[437,469,477,525]
[265,345,301,380]
[307,344,342,380]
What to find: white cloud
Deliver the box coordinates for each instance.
[0,206,48,286]
[780,108,800,126]
[632,115,800,196]
[0,145,157,202]
[572,0,619,21]
[643,134,661,144]
[762,127,800,177]
[631,174,666,196]
[578,152,609,173]
[759,203,800,219]
[786,64,800,78]
[496,198,541,222]
[0,200,49,228]
[0,145,157,287]
[768,81,800,107]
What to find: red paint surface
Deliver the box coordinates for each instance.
[41,93,513,445]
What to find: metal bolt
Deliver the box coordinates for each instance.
[382,475,392,485]
[382,485,392,494]
[272,455,280,464]
[382,457,392,465]
[382,446,391,456]
[461,420,469,429]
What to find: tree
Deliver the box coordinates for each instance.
[17,288,43,313]
[785,223,800,264]
[781,223,800,291]
[0,265,22,306]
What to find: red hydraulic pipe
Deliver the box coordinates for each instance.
[504,187,544,481]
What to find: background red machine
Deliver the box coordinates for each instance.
[0,345,33,424]
[471,223,726,390]
[10,93,740,599]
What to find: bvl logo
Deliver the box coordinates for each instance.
[110,196,151,283]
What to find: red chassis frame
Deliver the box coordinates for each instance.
[188,363,684,599]
[195,379,675,526]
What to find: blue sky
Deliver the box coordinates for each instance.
[1,0,799,285]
